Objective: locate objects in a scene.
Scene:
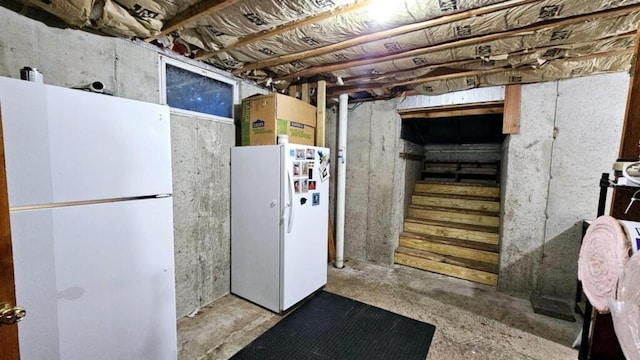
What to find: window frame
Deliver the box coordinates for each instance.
[159,56,238,123]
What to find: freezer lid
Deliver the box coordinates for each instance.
[0,77,173,207]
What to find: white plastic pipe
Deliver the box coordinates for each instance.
[335,94,348,268]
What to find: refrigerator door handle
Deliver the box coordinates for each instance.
[286,169,295,233]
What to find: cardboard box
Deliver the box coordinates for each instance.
[241,93,316,146]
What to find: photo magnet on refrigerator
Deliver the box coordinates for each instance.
[312,193,320,206]
[318,151,330,182]
[305,149,315,159]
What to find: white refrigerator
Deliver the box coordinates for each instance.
[231,144,330,313]
[0,76,177,359]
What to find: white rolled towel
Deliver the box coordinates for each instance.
[578,215,631,313]
[610,252,640,360]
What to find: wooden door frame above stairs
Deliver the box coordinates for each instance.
[397,84,521,135]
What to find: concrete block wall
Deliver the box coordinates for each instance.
[325,99,423,265]
[0,6,266,318]
[494,73,627,300]
[499,82,557,295]
[543,74,628,299]
[338,74,628,302]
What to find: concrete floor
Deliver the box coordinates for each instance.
[178,260,582,359]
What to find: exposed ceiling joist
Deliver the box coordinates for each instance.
[330,69,500,96]
[195,0,373,60]
[146,0,241,42]
[327,48,635,96]
[8,0,638,102]
[282,3,640,81]
[233,0,540,75]
[341,32,637,86]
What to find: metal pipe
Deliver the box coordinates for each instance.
[335,93,348,268]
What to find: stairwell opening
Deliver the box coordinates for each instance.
[395,110,507,286]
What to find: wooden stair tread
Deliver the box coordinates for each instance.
[400,232,499,253]
[413,192,499,201]
[395,246,499,275]
[409,204,499,217]
[408,205,499,227]
[405,217,499,234]
[395,252,498,286]
[396,246,498,274]
[400,176,502,286]
[411,195,500,213]
[422,168,498,175]
[423,160,500,164]
[399,236,499,265]
[416,180,499,188]
[404,221,498,245]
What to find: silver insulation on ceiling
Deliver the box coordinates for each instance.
[16,0,639,97]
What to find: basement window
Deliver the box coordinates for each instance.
[160,57,237,122]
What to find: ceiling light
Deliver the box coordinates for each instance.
[367,0,395,24]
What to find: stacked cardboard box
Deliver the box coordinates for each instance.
[241,93,316,146]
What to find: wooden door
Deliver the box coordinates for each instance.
[0,105,20,359]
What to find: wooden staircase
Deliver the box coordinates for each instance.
[394,181,501,286]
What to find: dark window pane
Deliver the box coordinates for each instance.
[166,64,233,118]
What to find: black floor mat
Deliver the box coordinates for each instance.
[231,291,436,360]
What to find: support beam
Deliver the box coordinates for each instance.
[146,0,241,42]
[301,83,310,103]
[234,0,539,74]
[503,85,521,134]
[326,48,634,96]
[340,32,635,86]
[274,3,640,80]
[288,85,297,97]
[612,22,640,221]
[195,0,373,60]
